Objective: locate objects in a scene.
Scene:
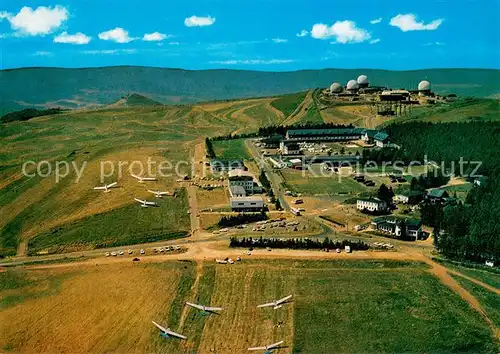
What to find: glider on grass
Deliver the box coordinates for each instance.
[93,182,118,193]
[257,295,292,310]
[248,340,284,353]
[148,190,170,198]
[152,321,187,340]
[186,302,223,315]
[134,198,157,208]
[131,174,157,183]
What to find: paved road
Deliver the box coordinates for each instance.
[185,181,200,237]
[245,139,290,211]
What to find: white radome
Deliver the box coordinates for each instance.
[418,80,431,91]
[346,79,359,90]
[357,75,369,85]
[330,82,343,93]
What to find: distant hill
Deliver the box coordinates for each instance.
[0,66,499,114]
[110,93,163,107]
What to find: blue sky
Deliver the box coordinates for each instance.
[1,0,498,71]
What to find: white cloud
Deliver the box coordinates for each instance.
[272,38,288,43]
[54,31,91,45]
[370,38,381,44]
[7,6,68,36]
[390,14,443,31]
[82,49,137,55]
[33,51,53,56]
[370,18,382,24]
[424,41,445,46]
[311,20,371,44]
[98,27,135,43]
[184,15,216,27]
[143,32,171,41]
[296,29,308,37]
[168,41,180,45]
[210,59,293,65]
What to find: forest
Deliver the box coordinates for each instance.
[433,177,500,263]
[385,121,500,176]
[384,121,500,263]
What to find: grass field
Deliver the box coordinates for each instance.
[270,91,308,118]
[383,98,500,126]
[211,138,251,160]
[281,169,371,196]
[0,259,496,353]
[437,260,500,289]
[27,188,190,255]
[450,275,500,328]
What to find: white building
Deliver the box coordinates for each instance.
[357,198,387,212]
[230,196,265,211]
[229,185,246,197]
[371,216,423,241]
[227,169,263,195]
[228,169,256,193]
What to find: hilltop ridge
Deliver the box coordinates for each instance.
[0,66,498,114]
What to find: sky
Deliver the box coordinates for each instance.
[0,0,498,71]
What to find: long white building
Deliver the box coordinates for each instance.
[228,169,262,194]
[356,198,387,212]
[230,196,265,211]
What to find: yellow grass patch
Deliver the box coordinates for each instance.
[0,263,183,353]
[197,264,295,353]
[197,188,229,210]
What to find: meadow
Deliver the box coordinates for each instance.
[281,168,372,196]
[451,275,500,328]
[270,91,308,118]
[211,138,251,160]
[0,259,497,353]
[386,98,500,125]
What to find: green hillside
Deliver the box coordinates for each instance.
[1,66,499,114]
[381,98,500,126]
[112,93,163,107]
[270,91,308,118]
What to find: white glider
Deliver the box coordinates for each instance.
[148,190,170,198]
[186,302,223,313]
[134,198,157,208]
[93,182,118,193]
[257,295,292,310]
[248,340,284,352]
[131,174,157,183]
[152,321,187,340]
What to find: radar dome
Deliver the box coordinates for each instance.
[330,82,343,93]
[418,80,431,91]
[346,80,359,91]
[357,75,369,85]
